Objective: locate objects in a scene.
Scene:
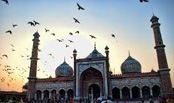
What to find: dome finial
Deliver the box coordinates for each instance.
[64,57,66,62]
[94,42,96,50]
[128,50,130,56]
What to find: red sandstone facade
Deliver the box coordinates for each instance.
[27,15,173,102]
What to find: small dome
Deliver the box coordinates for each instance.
[86,44,104,58]
[33,31,40,38]
[121,55,141,74]
[55,61,73,77]
[150,14,159,22]
[87,49,104,58]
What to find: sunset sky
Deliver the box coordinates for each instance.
[0,0,174,92]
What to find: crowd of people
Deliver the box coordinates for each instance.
[2,95,174,103]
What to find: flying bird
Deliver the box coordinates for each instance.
[57,39,62,42]
[12,49,15,51]
[48,53,53,56]
[38,49,41,52]
[69,32,73,35]
[12,24,18,28]
[75,31,79,34]
[28,21,35,26]
[2,54,8,59]
[2,0,9,5]
[68,40,74,43]
[65,44,69,48]
[11,44,14,47]
[51,33,55,36]
[48,53,54,58]
[45,28,50,32]
[5,30,12,34]
[33,20,40,25]
[77,3,85,10]
[89,35,96,39]
[73,17,80,24]
[111,34,115,38]
[140,0,149,2]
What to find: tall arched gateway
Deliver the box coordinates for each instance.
[80,67,103,99]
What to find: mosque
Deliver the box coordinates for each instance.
[27,15,173,102]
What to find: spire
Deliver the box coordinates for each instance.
[94,42,96,50]
[64,57,66,62]
[128,50,130,56]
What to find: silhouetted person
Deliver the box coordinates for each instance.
[149,96,154,103]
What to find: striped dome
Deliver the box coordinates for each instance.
[55,61,73,77]
[121,55,141,74]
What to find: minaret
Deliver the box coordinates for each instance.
[150,15,173,96]
[28,32,40,100]
[73,49,77,97]
[150,15,168,69]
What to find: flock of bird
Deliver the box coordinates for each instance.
[1,0,149,5]
[1,0,149,91]
[0,1,89,91]
[0,42,33,90]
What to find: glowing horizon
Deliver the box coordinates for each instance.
[0,0,174,92]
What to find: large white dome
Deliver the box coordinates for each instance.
[121,55,141,74]
[55,61,73,77]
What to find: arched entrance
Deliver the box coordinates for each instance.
[142,86,150,98]
[112,87,120,99]
[51,90,57,100]
[152,85,160,97]
[122,87,130,99]
[132,86,140,99]
[36,90,42,100]
[43,90,49,99]
[88,84,100,100]
[80,67,103,98]
[59,89,65,99]
[67,89,74,99]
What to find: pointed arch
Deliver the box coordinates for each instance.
[112,87,120,99]
[122,87,130,99]
[80,67,102,80]
[36,90,42,100]
[51,89,57,99]
[67,89,74,99]
[59,89,65,99]
[152,85,160,97]
[43,90,49,99]
[142,86,150,98]
[80,67,103,98]
[132,86,140,99]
